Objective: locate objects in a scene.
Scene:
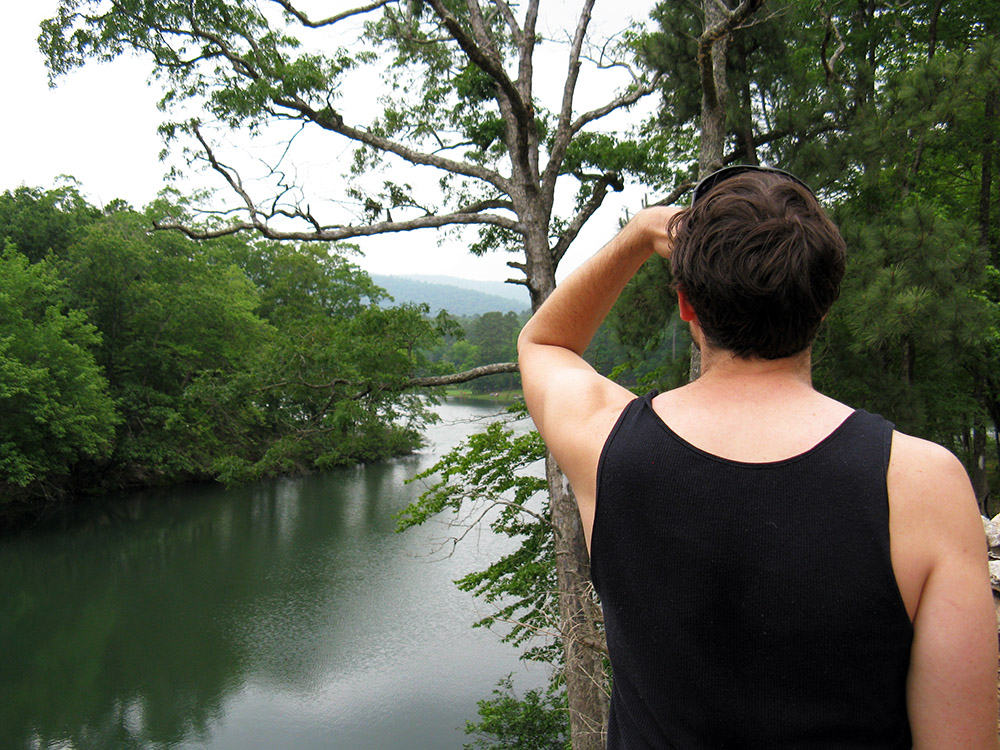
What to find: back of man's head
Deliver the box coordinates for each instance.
[669,170,846,360]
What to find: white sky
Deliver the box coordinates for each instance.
[2,0,658,282]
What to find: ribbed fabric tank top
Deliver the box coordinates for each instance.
[592,392,913,749]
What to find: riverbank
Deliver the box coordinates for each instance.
[0,395,517,535]
[442,388,523,402]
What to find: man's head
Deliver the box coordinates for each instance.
[669,167,846,360]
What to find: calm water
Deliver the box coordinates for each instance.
[0,399,547,750]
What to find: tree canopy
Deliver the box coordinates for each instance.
[0,185,452,510]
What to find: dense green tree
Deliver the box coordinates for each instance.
[464,674,570,750]
[59,206,272,484]
[0,185,452,505]
[0,182,102,262]
[462,312,522,392]
[0,242,116,501]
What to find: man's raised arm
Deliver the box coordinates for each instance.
[517,206,680,544]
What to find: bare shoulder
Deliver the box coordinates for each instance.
[520,352,635,548]
[520,344,633,451]
[888,431,979,535]
[887,430,983,575]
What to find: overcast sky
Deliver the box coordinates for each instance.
[3,1,658,282]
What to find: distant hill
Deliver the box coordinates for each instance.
[371,274,530,316]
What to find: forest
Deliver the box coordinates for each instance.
[9,0,1000,746]
[0,184,456,513]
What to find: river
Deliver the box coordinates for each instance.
[0,399,548,750]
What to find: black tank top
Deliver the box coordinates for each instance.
[592,392,913,749]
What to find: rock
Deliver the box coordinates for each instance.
[989,560,1000,593]
[983,516,1000,552]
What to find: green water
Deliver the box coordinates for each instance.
[0,400,546,749]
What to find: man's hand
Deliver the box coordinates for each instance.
[625,205,683,260]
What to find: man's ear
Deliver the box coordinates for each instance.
[677,288,697,323]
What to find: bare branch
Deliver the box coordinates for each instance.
[552,172,623,265]
[271,0,393,28]
[820,4,846,83]
[424,0,527,124]
[465,0,505,67]
[569,75,662,134]
[543,0,597,191]
[557,0,599,138]
[154,208,524,241]
[506,259,529,288]
[543,73,661,197]
[651,179,695,207]
[158,136,521,239]
[250,363,519,402]
[458,198,515,213]
[407,362,519,387]
[275,97,511,193]
[518,0,541,176]
[493,0,524,43]
[191,124,260,217]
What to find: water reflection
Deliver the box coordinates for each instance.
[0,400,545,750]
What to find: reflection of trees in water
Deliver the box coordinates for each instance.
[1,400,513,749]
[0,469,379,749]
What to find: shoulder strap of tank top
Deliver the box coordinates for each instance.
[597,390,658,480]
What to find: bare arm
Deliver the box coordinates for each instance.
[517,206,680,547]
[888,433,1000,747]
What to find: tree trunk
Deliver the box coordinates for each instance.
[972,422,989,514]
[690,0,732,381]
[547,454,608,750]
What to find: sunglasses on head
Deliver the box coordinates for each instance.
[691,165,815,205]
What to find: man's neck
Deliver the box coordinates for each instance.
[696,347,814,393]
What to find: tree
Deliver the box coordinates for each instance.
[59,204,275,485]
[464,674,570,750]
[40,0,673,743]
[0,242,117,503]
[0,181,102,263]
[464,311,522,391]
[0,185,452,503]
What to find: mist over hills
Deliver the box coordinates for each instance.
[371,274,530,316]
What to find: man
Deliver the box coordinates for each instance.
[518,166,998,748]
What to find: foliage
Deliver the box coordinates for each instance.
[0,186,447,506]
[458,312,523,392]
[397,413,556,659]
[0,181,102,262]
[0,242,117,498]
[464,674,570,750]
